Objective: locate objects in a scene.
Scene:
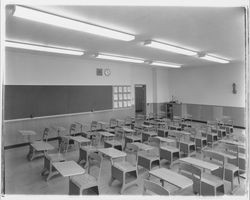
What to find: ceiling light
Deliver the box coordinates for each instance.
[13,6,135,41]
[151,61,181,68]
[96,54,144,63]
[5,40,84,56]
[199,54,230,64]
[144,40,197,56]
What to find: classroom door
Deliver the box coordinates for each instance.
[135,85,146,115]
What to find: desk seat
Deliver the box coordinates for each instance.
[46,153,65,162]
[202,173,224,187]
[70,174,97,189]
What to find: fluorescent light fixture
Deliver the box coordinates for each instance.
[96,54,144,63]
[5,40,84,56]
[200,54,230,64]
[151,61,181,68]
[13,6,135,41]
[144,40,197,56]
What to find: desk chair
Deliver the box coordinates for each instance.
[41,136,68,181]
[219,143,241,192]
[109,143,139,194]
[110,118,118,129]
[78,146,99,168]
[138,137,160,171]
[201,150,225,195]
[28,128,50,161]
[69,152,102,195]
[143,179,170,195]
[91,121,101,132]
[104,129,123,151]
[176,131,196,157]
[124,116,133,127]
[124,129,142,150]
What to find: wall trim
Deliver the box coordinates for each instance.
[4,107,133,123]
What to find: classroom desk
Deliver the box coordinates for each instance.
[69,136,91,149]
[141,124,153,131]
[116,119,125,126]
[149,168,193,190]
[78,146,99,168]
[155,136,175,146]
[132,142,154,151]
[98,147,126,164]
[157,128,168,137]
[28,141,55,161]
[97,121,108,130]
[104,140,123,151]
[99,131,115,143]
[74,122,84,132]
[19,130,37,142]
[121,126,135,134]
[179,157,220,171]
[142,131,157,142]
[203,148,236,160]
[168,125,182,131]
[53,160,85,177]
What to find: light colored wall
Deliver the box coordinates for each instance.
[4,50,167,146]
[168,63,245,108]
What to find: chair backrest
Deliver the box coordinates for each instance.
[125,116,132,126]
[179,162,201,194]
[143,179,170,195]
[42,128,49,142]
[223,143,239,166]
[91,132,101,147]
[110,118,118,128]
[125,143,139,165]
[69,123,77,136]
[59,136,69,153]
[88,152,102,181]
[90,121,98,131]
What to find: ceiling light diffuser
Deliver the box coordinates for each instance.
[144,40,197,56]
[96,54,144,63]
[151,61,181,68]
[200,54,230,64]
[13,6,135,41]
[5,40,84,56]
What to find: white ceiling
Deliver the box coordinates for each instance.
[5,5,246,67]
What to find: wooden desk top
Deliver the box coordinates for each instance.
[160,145,179,152]
[180,157,220,171]
[53,160,85,177]
[142,131,157,136]
[149,168,193,189]
[121,127,135,133]
[155,136,175,143]
[19,130,37,136]
[98,131,115,137]
[98,121,108,125]
[31,141,55,151]
[132,142,154,151]
[69,136,91,143]
[141,124,153,128]
[98,147,126,159]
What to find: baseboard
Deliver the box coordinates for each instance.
[186,119,245,129]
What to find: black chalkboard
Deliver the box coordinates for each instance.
[4,85,113,120]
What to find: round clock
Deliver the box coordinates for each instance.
[104,68,111,76]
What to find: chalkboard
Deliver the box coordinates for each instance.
[4,85,113,120]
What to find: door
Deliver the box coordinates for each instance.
[135,84,146,116]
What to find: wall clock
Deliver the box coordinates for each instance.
[104,68,111,76]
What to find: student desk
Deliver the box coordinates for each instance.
[149,168,193,191]
[98,147,126,164]
[132,142,154,151]
[97,121,108,130]
[53,160,85,194]
[99,131,115,143]
[203,148,236,160]
[69,136,91,149]
[142,131,157,142]
[121,126,135,134]
[78,146,99,168]
[116,119,125,127]
[104,140,123,151]
[168,125,182,131]
[179,157,220,171]
[28,141,55,161]
[155,136,176,146]
[141,124,154,131]
[157,128,168,137]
